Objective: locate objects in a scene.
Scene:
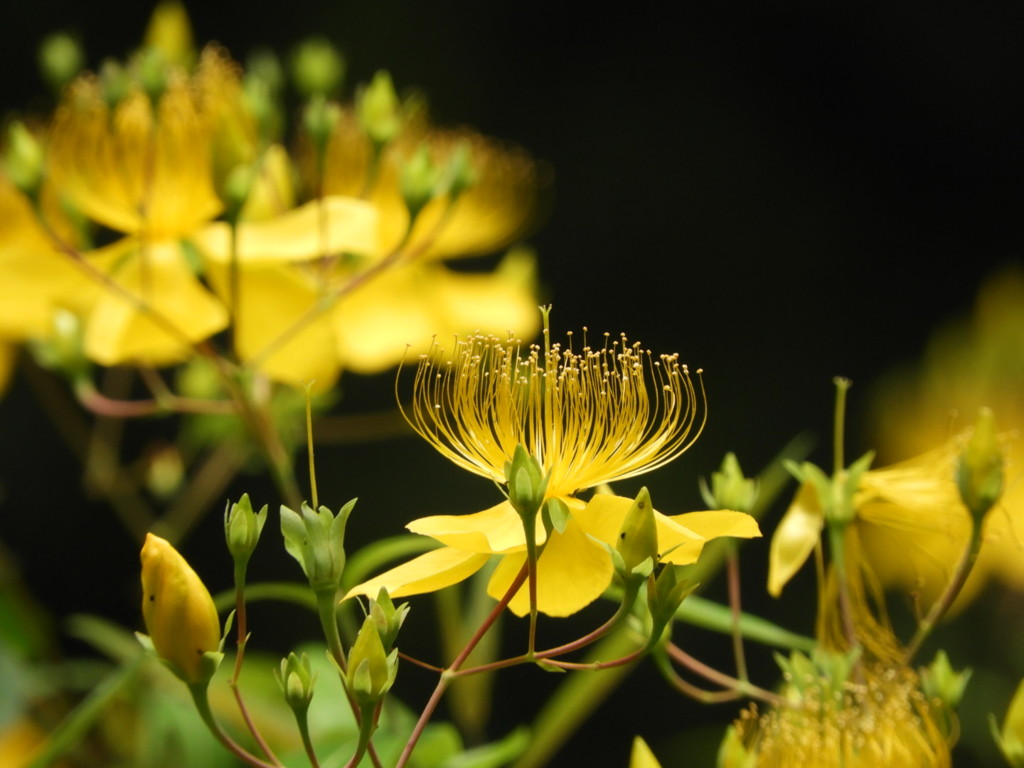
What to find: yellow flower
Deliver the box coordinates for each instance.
[730,661,951,767]
[867,265,1024,604]
[769,446,968,599]
[347,328,760,617]
[140,533,221,683]
[193,126,542,386]
[322,110,540,260]
[43,52,243,366]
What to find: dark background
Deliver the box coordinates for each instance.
[1,2,1022,766]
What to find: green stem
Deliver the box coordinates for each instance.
[726,549,749,683]
[395,562,530,768]
[190,684,283,768]
[904,522,984,663]
[827,522,860,653]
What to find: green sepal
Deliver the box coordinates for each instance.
[543,497,571,535]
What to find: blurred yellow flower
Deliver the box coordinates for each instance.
[322,110,540,260]
[868,265,1024,604]
[42,51,244,366]
[731,660,951,767]
[347,328,760,617]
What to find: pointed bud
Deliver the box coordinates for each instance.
[357,70,401,147]
[400,144,442,219]
[921,650,971,741]
[143,1,194,68]
[369,588,409,651]
[4,122,45,198]
[629,736,663,768]
[346,615,397,708]
[140,534,221,685]
[276,651,316,714]
[505,444,548,523]
[616,487,658,576]
[224,494,268,566]
[957,407,1004,523]
[280,499,354,595]
[700,453,758,513]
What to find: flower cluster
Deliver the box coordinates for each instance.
[0,17,542,392]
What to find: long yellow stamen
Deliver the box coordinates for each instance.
[400,328,705,498]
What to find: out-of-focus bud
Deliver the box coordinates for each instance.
[302,95,341,160]
[616,487,658,577]
[145,444,185,500]
[99,59,132,107]
[136,47,170,103]
[921,650,971,741]
[629,736,664,768]
[219,163,256,224]
[992,677,1024,767]
[280,499,354,595]
[700,453,758,513]
[30,309,87,380]
[357,70,401,148]
[143,1,194,68]
[717,724,755,768]
[225,493,268,566]
[38,32,84,94]
[4,122,44,198]
[140,533,222,685]
[276,651,316,714]
[400,144,441,219]
[368,588,409,651]
[346,614,398,708]
[957,407,1004,523]
[290,38,345,98]
[504,444,548,524]
[440,140,475,202]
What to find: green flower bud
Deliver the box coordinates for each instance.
[290,37,345,98]
[4,122,44,198]
[302,95,341,160]
[145,444,185,500]
[921,650,971,740]
[140,534,222,685]
[38,32,84,94]
[99,59,131,107]
[646,565,695,644]
[616,487,658,576]
[220,163,256,224]
[280,499,354,595]
[276,651,316,714]
[143,1,194,68]
[346,615,398,708]
[957,407,1004,523]
[440,140,476,202]
[136,46,170,103]
[224,493,268,566]
[505,444,548,523]
[400,144,442,219]
[700,453,758,513]
[369,588,409,651]
[357,70,401,147]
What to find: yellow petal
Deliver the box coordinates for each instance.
[486,516,613,617]
[767,482,824,597]
[204,261,341,389]
[330,254,539,375]
[660,509,763,566]
[407,500,543,554]
[343,547,490,601]
[195,196,379,265]
[84,239,228,366]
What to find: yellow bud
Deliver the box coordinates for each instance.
[629,736,663,768]
[616,487,658,574]
[140,533,221,684]
[144,1,194,68]
[957,407,1004,522]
